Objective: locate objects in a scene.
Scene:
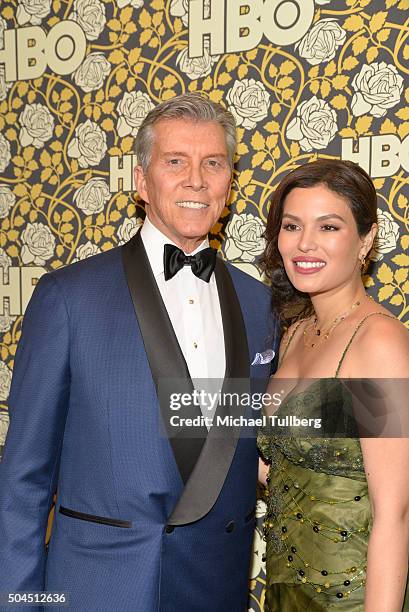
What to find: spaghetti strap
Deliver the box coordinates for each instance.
[335,312,396,378]
[279,319,307,366]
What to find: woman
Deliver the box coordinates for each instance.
[258,159,409,611]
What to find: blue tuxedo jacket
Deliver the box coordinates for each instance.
[0,232,278,611]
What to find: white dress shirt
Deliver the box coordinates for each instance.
[140,218,226,408]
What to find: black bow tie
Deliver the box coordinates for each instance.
[163,244,217,282]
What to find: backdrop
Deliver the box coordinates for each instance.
[0,0,408,609]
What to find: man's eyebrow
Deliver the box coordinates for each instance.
[282,213,346,222]
[161,152,228,157]
[205,153,228,158]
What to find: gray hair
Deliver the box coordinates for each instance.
[135,93,237,172]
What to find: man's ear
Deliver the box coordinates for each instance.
[225,171,233,204]
[134,165,149,203]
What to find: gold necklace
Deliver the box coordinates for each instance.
[303,298,363,349]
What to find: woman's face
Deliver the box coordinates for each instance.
[278,184,371,295]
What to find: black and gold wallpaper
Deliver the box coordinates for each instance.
[0,1,408,608]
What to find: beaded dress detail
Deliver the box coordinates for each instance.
[258,313,409,611]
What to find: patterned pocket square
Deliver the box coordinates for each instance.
[251,349,275,365]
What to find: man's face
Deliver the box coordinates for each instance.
[135,118,232,253]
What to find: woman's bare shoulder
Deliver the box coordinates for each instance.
[358,305,408,339]
[352,310,409,377]
[279,317,309,351]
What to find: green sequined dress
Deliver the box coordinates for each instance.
[258,315,409,611]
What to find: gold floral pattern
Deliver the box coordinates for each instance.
[0,2,408,608]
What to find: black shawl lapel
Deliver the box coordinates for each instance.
[121,231,207,484]
[167,256,250,525]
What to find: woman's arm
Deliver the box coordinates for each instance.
[258,323,298,486]
[361,437,409,612]
[357,321,409,612]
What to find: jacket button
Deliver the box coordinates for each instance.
[225,520,235,533]
[165,525,174,534]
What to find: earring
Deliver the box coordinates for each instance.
[359,255,366,270]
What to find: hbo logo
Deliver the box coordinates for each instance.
[0,21,86,81]
[189,0,314,57]
[342,135,409,178]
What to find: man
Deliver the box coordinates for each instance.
[0,94,278,611]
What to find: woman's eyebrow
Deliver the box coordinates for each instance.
[282,213,346,222]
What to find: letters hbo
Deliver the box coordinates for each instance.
[342,135,409,178]
[0,21,86,82]
[0,267,46,316]
[188,0,314,57]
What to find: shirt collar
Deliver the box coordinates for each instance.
[140,216,210,278]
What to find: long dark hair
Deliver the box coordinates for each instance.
[261,159,378,325]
